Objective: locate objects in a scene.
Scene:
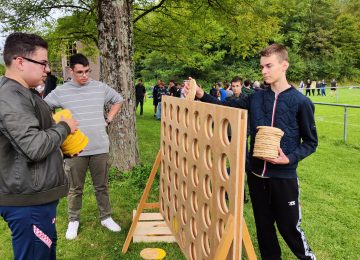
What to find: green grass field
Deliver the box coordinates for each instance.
[0,88,359,259]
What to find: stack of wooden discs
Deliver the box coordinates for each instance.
[253,126,284,159]
[185,79,197,100]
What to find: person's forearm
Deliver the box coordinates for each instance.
[107,103,122,122]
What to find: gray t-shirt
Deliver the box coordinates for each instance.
[45,79,123,156]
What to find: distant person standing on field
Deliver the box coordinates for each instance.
[321,80,326,96]
[135,79,146,116]
[152,80,161,117]
[331,79,337,96]
[305,79,311,96]
[311,80,316,96]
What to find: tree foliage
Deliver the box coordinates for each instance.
[1,0,360,83]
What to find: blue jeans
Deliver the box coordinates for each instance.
[0,200,58,260]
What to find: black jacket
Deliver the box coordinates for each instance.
[0,77,70,206]
[201,86,318,178]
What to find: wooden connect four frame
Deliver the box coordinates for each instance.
[159,96,248,259]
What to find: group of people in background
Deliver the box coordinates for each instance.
[300,79,337,97]
[139,77,268,120]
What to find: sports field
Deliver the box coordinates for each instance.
[0,87,359,259]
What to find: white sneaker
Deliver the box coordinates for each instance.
[65,221,79,240]
[101,217,121,232]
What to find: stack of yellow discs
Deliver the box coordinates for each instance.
[140,248,166,260]
[53,109,88,156]
[253,126,284,159]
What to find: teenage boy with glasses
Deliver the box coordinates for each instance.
[45,53,123,240]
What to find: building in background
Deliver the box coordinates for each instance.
[60,41,100,82]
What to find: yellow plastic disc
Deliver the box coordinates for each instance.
[172,217,179,234]
[140,248,166,260]
[52,109,89,156]
[53,109,72,123]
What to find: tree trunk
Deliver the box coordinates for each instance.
[97,0,139,171]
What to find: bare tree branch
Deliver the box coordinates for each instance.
[133,0,167,24]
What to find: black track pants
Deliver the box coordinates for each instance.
[247,173,316,260]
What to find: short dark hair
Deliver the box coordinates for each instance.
[3,32,48,67]
[231,76,242,84]
[69,53,89,68]
[244,79,251,87]
[260,43,288,62]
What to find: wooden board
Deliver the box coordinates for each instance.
[132,210,176,243]
[159,96,248,259]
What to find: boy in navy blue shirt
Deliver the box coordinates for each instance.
[186,44,317,260]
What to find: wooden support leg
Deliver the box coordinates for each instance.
[121,151,162,254]
[242,218,257,260]
[213,214,235,260]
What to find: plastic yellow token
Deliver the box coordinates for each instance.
[140,248,166,260]
[53,109,89,156]
[172,217,179,234]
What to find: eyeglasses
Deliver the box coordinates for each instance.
[15,56,49,70]
[73,69,92,77]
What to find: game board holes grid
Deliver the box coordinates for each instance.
[166,205,170,222]
[190,242,197,260]
[220,118,231,146]
[167,165,171,183]
[202,203,211,228]
[217,186,229,215]
[203,174,212,200]
[161,197,164,213]
[175,128,180,146]
[182,133,189,153]
[190,217,198,239]
[162,122,166,138]
[191,191,199,213]
[204,145,213,170]
[182,157,188,177]
[193,110,200,133]
[181,181,188,201]
[161,177,165,193]
[181,204,188,225]
[184,108,190,128]
[176,105,180,124]
[174,194,178,212]
[174,171,179,191]
[180,228,186,249]
[219,153,230,181]
[205,114,214,138]
[167,185,171,203]
[216,218,225,242]
[167,145,172,162]
[161,141,166,156]
[168,124,172,141]
[169,103,173,121]
[192,138,199,160]
[191,165,199,188]
[163,102,167,118]
[201,232,210,257]
[160,159,165,176]
[175,151,180,169]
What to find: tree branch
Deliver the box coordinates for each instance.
[133,0,167,24]
[41,4,91,12]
